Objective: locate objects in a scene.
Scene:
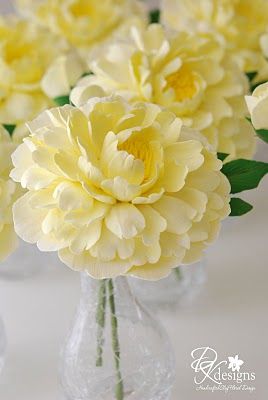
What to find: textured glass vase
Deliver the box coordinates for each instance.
[131,261,206,309]
[0,316,6,374]
[59,274,175,400]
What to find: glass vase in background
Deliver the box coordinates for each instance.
[131,260,206,310]
[0,316,6,375]
[59,274,175,400]
[0,240,58,281]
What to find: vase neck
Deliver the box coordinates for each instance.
[80,274,139,320]
[80,273,131,298]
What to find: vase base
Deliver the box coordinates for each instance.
[59,276,175,400]
[62,391,172,400]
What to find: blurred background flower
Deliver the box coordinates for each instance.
[15,0,147,61]
[0,127,20,261]
[71,24,256,160]
[161,0,268,84]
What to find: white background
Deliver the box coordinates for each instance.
[0,1,268,399]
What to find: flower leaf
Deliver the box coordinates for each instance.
[245,71,266,92]
[251,80,267,92]
[255,128,268,143]
[221,159,268,194]
[3,124,16,136]
[54,95,70,106]
[246,71,257,82]
[217,152,229,162]
[149,9,160,23]
[230,198,253,216]
[81,71,93,78]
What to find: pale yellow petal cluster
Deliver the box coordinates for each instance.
[0,17,68,126]
[71,24,256,161]
[11,97,230,280]
[162,0,268,82]
[15,0,147,59]
[0,128,20,261]
[246,82,268,129]
[41,51,87,99]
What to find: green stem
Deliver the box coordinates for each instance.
[174,267,182,281]
[96,279,107,367]
[108,279,124,400]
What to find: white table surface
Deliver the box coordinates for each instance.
[0,1,268,399]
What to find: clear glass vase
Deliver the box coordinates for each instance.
[131,261,206,309]
[59,274,175,400]
[0,316,6,374]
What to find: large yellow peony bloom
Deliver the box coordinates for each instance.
[0,127,20,261]
[0,17,68,126]
[70,24,256,161]
[11,97,230,280]
[245,82,268,129]
[15,0,146,58]
[161,0,268,82]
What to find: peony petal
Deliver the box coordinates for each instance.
[90,226,135,262]
[105,203,145,239]
[13,192,47,243]
[159,161,188,192]
[70,220,102,254]
[53,181,90,211]
[71,82,107,107]
[21,166,56,190]
[101,176,141,202]
[139,205,167,245]
[182,242,206,265]
[130,238,161,266]
[65,201,109,227]
[177,188,208,222]
[128,256,180,281]
[160,231,188,259]
[41,52,86,98]
[101,132,145,185]
[59,248,132,278]
[164,140,204,171]
[153,195,196,234]
[41,208,62,234]
[10,141,33,183]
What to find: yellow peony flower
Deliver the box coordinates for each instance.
[70,24,256,161]
[15,0,146,58]
[161,0,268,82]
[245,82,268,129]
[0,127,20,261]
[0,17,68,126]
[11,97,230,280]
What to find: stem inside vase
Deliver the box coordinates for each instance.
[96,279,107,367]
[95,279,124,400]
[174,267,182,281]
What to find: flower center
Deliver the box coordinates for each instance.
[235,0,268,28]
[69,0,94,17]
[5,41,33,63]
[165,65,197,102]
[119,138,153,179]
